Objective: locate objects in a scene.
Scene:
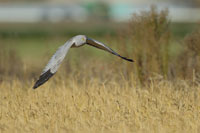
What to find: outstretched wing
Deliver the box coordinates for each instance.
[33,41,74,89]
[86,38,133,62]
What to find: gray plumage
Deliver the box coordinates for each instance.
[33,35,133,89]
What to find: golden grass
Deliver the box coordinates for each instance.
[0,76,200,133]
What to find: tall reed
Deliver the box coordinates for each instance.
[118,6,170,83]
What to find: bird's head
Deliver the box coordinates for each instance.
[73,35,87,47]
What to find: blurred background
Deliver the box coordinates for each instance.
[0,0,199,36]
[0,0,200,23]
[0,0,200,83]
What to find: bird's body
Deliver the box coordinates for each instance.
[33,35,133,89]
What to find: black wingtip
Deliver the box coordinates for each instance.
[33,83,40,89]
[33,86,37,89]
[33,69,54,89]
[120,56,134,62]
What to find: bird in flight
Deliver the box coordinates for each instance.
[33,35,133,89]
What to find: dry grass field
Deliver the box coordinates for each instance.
[0,7,200,133]
[0,75,200,133]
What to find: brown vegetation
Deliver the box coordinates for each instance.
[117,6,200,84]
[0,77,200,132]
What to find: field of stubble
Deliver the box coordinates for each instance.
[1,75,200,132]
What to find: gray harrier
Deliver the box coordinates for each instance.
[33,35,133,89]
